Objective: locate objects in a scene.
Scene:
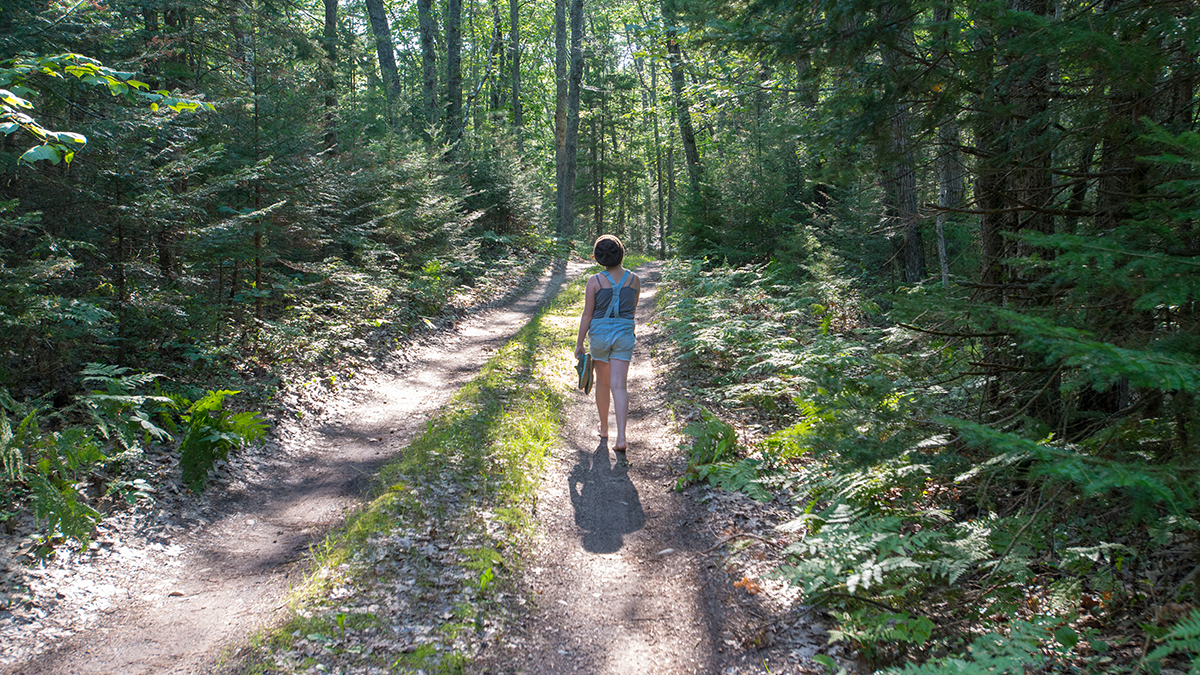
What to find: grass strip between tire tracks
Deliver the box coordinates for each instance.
[228,257,646,675]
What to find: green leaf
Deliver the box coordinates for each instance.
[19,144,61,165]
[52,131,86,145]
[1053,625,1078,650]
[0,122,17,135]
[813,654,838,669]
[0,88,33,109]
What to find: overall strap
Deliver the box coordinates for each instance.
[601,270,630,318]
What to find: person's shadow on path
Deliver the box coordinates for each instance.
[568,441,645,553]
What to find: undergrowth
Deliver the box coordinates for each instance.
[659,259,1200,674]
[0,241,557,553]
[230,259,621,674]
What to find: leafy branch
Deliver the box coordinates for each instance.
[0,52,213,165]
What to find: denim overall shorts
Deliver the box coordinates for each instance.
[589,270,636,363]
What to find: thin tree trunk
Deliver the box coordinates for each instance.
[447,0,463,144]
[322,0,338,153]
[612,117,624,240]
[666,142,675,246]
[654,64,665,257]
[509,0,523,147]
[417,0,438,128]
[554,0,568,234]
[163,5,190,90]
[592,117,601,236]
[663,2,701,194]
[932,1,959,287]
[114,176,126,366]
[1065,142,1095,235]
[935,121,963,287]
[365,0,400,112]
[490,0,504,114]
[560,0,585,236]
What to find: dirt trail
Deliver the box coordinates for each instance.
[3,259,588,675]
[478,262,824,675]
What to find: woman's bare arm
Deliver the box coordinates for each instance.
[575,275,598,355]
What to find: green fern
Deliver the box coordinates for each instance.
[27,473,100,544]
[878,618,1051,674]
[78,363,172,454]
[179,390,268,492]
[0,409,22,483]
[697,458,772,502]
[1148,609,1200,675]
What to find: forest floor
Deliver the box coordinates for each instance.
[0,258,829,675]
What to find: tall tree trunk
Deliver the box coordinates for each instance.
[1009,0,1054,274]
[447,0,463,144]
[163,5,190,90]
[490,0,504,113]
[666,142,676,246]
[321,0,338,153]
[509,0,523,148]
[1095,0,1153,236]
[417,0,438,128]
[879,3,924,284]
[663,2,701,194]
[592,117,601,236]
[114,176,127,366]
[935,121,963,288]
[611,116,624,240]
[932,1,960,287]
[559,0,585,236]
[365,0,400,113]
[554,0,568,234]
[654,64,665,257]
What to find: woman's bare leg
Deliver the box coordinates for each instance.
[608,358,631,450]
[593,359,611,438]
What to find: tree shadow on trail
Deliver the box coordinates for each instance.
[568,441,645,553]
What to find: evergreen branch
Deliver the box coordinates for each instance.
[895,322,1009,339]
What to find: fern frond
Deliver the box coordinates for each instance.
[1147,608,1200,673]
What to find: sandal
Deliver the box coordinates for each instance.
[575,354,594,394]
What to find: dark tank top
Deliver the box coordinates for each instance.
[592,272,637,320]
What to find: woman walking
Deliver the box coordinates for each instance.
[575,235,641,453]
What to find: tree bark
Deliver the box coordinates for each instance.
[653,63,665,256]
[559,0,585,236]
[1009,0,1054,270]
[933,1,960,287]
[554,0,568,234]
[364,0,400,112]
[321,0,338,153]
[666,141,676,245]
[935,121,963,287]
[663,2,701,194]
[490,0,504,113]
[509,0,523,147]
[447,0,463,144]
[417,0,438,128]
[879,3,924,284]
[592,117,602,236]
